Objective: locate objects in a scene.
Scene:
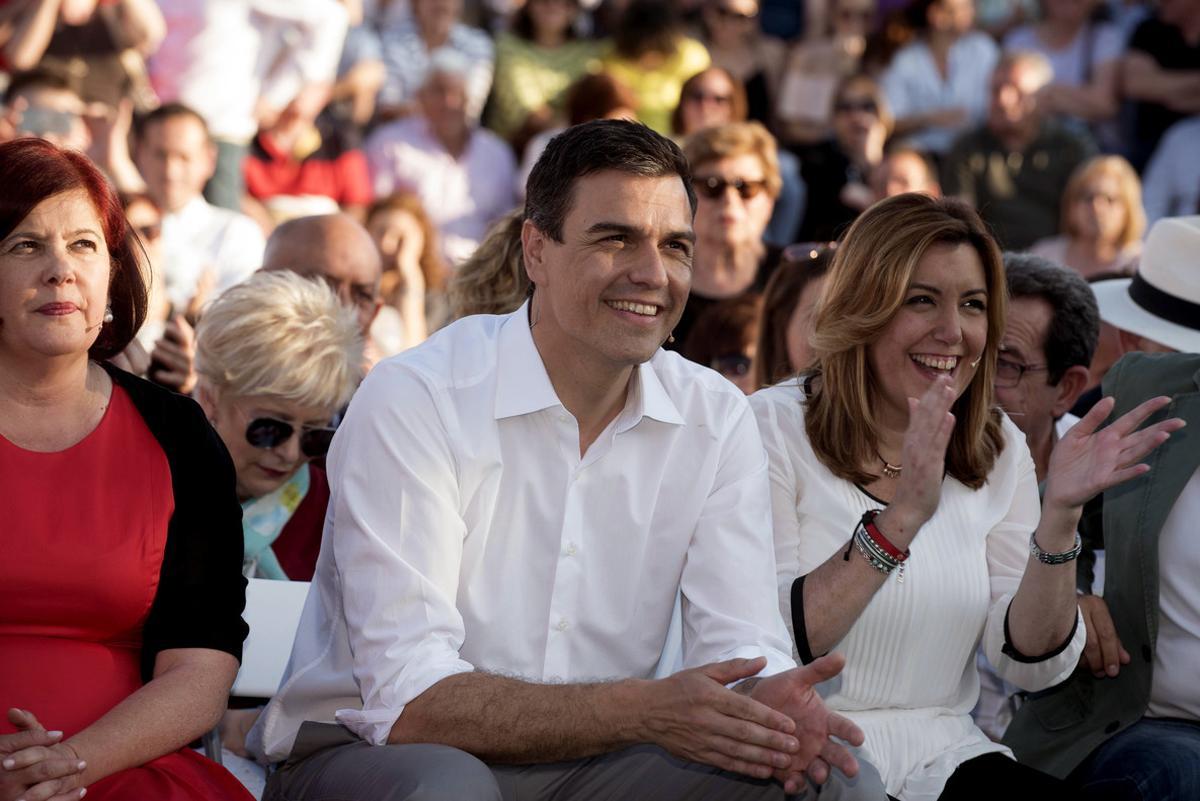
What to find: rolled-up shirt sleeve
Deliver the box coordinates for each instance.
[680,399,797,679]
[981,441,1085,692]
[327,362,475,745]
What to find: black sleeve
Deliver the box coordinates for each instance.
[790,575,818,665]
[1127,18,1159,56]
[107,367,249,682]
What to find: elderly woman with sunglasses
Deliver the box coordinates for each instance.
[195,270,362,583]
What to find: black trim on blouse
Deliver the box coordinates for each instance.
[102,363,248,681]
[1000,601,1079,663]
[790,575,818,665]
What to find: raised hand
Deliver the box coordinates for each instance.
[1044,395,1185,512]
[749,653,864,794]
[643,657,802,781]
[0,709,86,801]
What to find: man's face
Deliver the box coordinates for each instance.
[135,115,215,213]
[419,71,469,146]
[264,234,382,336]
[988,63,1042,137]
[7,88,89,151]
[873,152,939,200]
[994,295,1062,437]
[523,170,694,370]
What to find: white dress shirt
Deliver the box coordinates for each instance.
[248,306,796,763]
[881,32,999,154]
[365,117,517,265]
[161,197,265,309]
[751,380,1085,801]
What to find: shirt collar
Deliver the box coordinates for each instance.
[493,302,685,428]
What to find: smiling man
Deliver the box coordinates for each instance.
[248,119,883,801]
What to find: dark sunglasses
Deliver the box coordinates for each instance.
[685,90,733,105]
[694,175,768,200]
[834,99,879,115]
[245,417,336,458]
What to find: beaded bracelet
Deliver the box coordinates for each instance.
[852,512,908,583]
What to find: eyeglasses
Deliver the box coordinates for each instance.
[715,6,757,20]
[712,353,752,377]
[693,175,768,200]
[684,90,733,105]
[245,417,336,458]
[834,99,878,115]
[994,357,1049,388]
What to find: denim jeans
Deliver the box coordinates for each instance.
[1073,717,1200,801]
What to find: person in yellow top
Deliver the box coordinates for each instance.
[601,0,710,135]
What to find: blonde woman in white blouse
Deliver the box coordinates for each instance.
[749,193,1182,800]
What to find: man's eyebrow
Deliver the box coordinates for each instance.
[583,222,696,244]
[999,342,1027,360]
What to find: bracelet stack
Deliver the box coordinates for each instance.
[1029,531,1083,565]
[853,510,910,583]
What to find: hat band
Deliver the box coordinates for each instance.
[1128,273,1200,332]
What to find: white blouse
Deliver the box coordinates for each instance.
[750,380,1085,801]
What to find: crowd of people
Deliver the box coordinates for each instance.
[1,0,1198,800]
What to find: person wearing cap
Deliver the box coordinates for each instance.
[1004,216,1200,800]
[365,48,516,266]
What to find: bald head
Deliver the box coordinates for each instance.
[263,214,383,335]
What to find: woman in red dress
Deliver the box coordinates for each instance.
[0,138,252,801]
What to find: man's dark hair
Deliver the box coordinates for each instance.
[3,68,79,106]
[525,119,696,242]
[134,101,211,144]
[1003,252,1100,384]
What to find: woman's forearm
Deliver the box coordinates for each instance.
[63,649,238,786]
[1005,503,1082,657]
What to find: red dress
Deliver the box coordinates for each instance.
[0,385,252,800]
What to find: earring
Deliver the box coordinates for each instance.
[667,332,676,344]
[103,305,114,324]
[970,358,981,368]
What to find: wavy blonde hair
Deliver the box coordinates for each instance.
[195,271,363,411]
[448,209,529,318]
[805,194,1006,489]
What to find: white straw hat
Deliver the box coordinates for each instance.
[1092,215,1200,354]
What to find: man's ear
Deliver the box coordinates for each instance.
[521,218,549,286]
[1052,364,1090,418]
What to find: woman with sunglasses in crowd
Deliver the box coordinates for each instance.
[750,193,1183,799]
[0,139,254,800]
[194,270,362,584]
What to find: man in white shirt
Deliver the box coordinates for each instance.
[249,120,882,800]
[365,49,516,265]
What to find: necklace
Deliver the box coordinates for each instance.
[878,452,902,479]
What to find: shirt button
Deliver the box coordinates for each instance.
[556,619,569,631]
[565,544,577,557]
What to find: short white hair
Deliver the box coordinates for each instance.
[997,50,1054,90]
[195,270,363,411]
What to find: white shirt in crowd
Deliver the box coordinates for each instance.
[150,0,348,144]
[1147,466,1200,721]
[377,22,495,120]
[881,32,999,155]
[1141,116,1200,227]
[161,196,265,309]
[1002,23,1125,89]
[365,117,517,265]
[248,306,796,763]
[750,381,1085,801]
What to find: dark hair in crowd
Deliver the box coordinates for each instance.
[613,0,683,59]
[0,138,147,359]
[565,72,637,126]
[3,67,79,105]
[684,293,762,370]
[134,101,211,143]
[754,244,834,389]
[1002,252,1100,384]
[512,0,579,41]
[525,119,696,242]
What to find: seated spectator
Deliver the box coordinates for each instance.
[683,293,763,394]
[365,191,451,349]
[797,74,891,242]
[194,271,363,582]
[1030,155,1143,279]
[750,192,1182,800]
[1141,115,1200,225]
[518,71,638,194]
[696,0,786,126]
[377,0,494,122]
[880,0,998,155]
[133,103,265,315]
[243,99,375,221]
[1005,216,1200,801]
[0,68,90,152]
[942,51,1096,250]
[674,121,781,353]
[0,137,252,801]
[672,67,804,246]
[486,0,602,144]
[602,0,711,134]
[995,253,1099,483]
[753,243,832,389]
[366,50,517,265]
[776,0,875,147]
[246,118,877,801]
[447,208,529,318]
[1120,0,1200,170]
[122,191,170,351]
[1003,0,1123,143]
[870,146,941,200]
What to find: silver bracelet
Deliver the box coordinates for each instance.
[1029,531,1083,565]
